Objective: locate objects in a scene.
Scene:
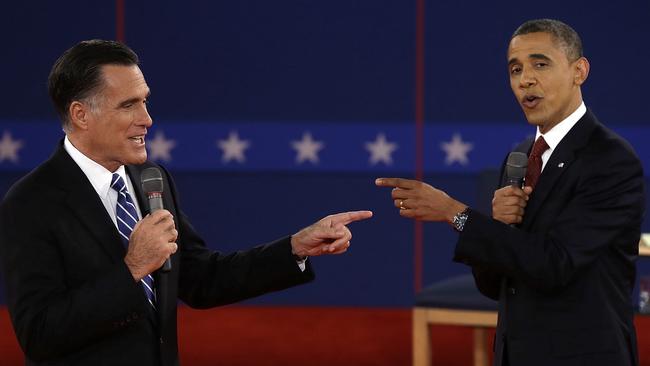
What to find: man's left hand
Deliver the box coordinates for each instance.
[291,211,373,257]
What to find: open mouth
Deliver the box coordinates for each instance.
[129,136,145,144]
[522,95,542,108]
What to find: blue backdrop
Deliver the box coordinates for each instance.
[0,0,648,307]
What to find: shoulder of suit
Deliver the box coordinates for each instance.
[1,156,66,214]
[585,119,640,160]
[571,119,643,182]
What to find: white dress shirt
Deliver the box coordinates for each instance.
[535,101,586,172]
[64,136,144,226]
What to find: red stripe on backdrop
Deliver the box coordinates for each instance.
[414,0,426,294]
[115,0,125,42]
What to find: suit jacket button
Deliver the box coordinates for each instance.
[509,287,516,295]
[160,337,164,344]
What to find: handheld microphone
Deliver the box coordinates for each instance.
[141,167,171,272]
[505,152,528,188]
[505,152,528,228]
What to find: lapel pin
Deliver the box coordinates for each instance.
[557,162,565,168]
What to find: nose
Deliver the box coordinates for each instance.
[519,66,536,88]
[137,103,153,128]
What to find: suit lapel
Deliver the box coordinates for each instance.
[521,110,598,228]
[125,164,151,215]
[48,142,126,262]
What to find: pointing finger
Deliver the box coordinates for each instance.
[375,177,418,189]
[327,210,373,227]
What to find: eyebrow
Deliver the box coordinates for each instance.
[508,53,552,66]
[528,53,552,62]
[117,90,151,108]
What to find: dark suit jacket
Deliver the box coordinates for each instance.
[0,142,315,366]
[454,110,645,366]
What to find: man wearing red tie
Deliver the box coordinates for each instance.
[377,19,645,366]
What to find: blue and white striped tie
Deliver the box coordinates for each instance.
[111,173,157,310]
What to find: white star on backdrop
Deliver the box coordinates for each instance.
[217,131,250,163]
[441,133,473,165]
[365,133,398,166]
[291,132,324,164]
[147,131,176,162]
[0,131,23,163]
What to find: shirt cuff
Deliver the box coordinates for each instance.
[295,257,308,272]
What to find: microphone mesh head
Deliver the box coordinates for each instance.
[506,152,528,180]
[141,167,164,193]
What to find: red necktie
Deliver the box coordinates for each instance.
[525,136,550,190]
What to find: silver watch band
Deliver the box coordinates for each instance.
[451,207,470,232]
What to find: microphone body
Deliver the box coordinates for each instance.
[504,152,528,227]
[505,152,528,188]
[141,167,172,272]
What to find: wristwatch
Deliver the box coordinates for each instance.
[451,207,470,232]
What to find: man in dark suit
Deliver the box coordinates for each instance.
[0,40,372,366]
[376,19,645,365]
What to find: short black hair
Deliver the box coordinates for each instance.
[512,19,583,62]
[47,39,139,130]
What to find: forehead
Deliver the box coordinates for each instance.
[98,64,149,99]
[507,32,564,61]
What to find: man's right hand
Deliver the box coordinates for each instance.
[124,210,178,281]
[492,186,533,225]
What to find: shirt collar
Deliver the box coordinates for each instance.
[63,136,127,198]
[535,101,586,150]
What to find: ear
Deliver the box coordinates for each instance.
[68,101,90,131]
[573,57,590,86]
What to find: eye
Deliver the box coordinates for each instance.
[534,62,548,68]
[510,66,522,75]
[120,100,136,109]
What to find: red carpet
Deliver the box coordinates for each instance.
[2,306,650,365]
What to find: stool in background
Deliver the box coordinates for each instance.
[413,274,498,366]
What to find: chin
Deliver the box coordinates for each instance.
[125,153,148,166]
[523,114,544,128]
